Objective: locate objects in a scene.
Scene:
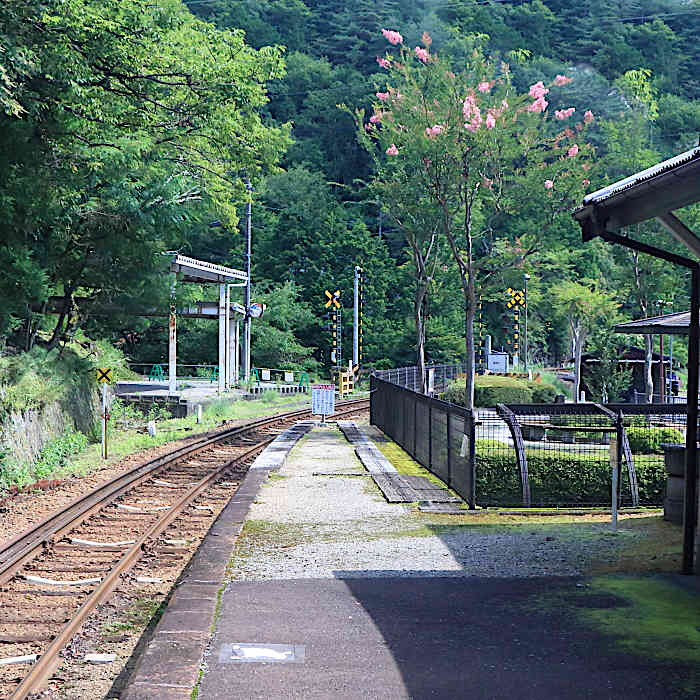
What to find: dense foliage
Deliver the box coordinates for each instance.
[476,440,666,506]
[443,375,559,407]
[1,0,698,377]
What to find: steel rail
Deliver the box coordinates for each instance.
[0,398,368,583]
[11,437,275,698]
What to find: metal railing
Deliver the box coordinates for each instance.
[372,366,690,508]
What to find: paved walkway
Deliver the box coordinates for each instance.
[197,424,685,700]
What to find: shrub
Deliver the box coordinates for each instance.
[443,375,560,407]
[474,439,665,506]
[626,427,683,454]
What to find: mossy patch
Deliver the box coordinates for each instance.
[533,575,700,696]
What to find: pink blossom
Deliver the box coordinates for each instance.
[567,144,579,157]
[364,123,374,132]
[386,144,399,156]
[527,96,548,113]
[544,180,554,190]
[369,113,382,124]
[584,110,594,123]
[477,81,491,93]
[446,71,456,79]
[528,81,549,99]
[555,107,576,120]
[465,109,483,132]
[376,91,390,101]
[425,124,444,138]
[564,127,575,138]
[582,179,590,186]
[421,31,432,47]
[381,29,403,45]
[554,74,573,86]
[486,113,496,129]
[376,56,391,69]
[482,177,493,189]
[415,46,430,63]
[462,93,477,119]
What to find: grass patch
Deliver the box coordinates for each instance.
[2,393,314,492]
[532,574,700,696]
[102,597,163,636]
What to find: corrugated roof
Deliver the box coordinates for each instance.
[583,146,700,206]
[614,311,691,336]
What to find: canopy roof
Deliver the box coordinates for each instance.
[615,311,690,336]
[170,254,247,284]
[574,145,700,239]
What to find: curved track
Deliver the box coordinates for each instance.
[0,398,369,698]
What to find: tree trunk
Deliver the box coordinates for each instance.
[415,282,428,394]
[644,334,654,403]
[573,331,582,403]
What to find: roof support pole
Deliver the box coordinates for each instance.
[218,284,226,394]
[168,273,177,396]
[683,267,699,574]
[657,213,700,259]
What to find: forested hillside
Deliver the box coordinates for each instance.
[1,0,699,397]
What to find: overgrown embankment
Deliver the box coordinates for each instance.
[0,341,133,489]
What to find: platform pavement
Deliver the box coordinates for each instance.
[185,423,688,700]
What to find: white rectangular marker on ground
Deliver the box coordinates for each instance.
[219,643,305,664]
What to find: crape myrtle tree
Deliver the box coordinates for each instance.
[356,29,595,409]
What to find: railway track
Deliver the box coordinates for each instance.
[0,398,369,699]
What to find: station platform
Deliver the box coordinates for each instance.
[122,421,691,700]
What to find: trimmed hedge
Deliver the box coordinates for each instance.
[626,427,683,454]
[475,440,665,506]
[442,375,559,407]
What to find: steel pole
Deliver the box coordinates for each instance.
[524,274,530,373]
[683,266,699,574]
[353,266,360,368]
[243,177,253,382]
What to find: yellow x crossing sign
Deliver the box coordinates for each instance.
[324,290,341,309]
[96,367,113,383]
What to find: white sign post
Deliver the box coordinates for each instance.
[609,437,618,533]
[312,384,336,423]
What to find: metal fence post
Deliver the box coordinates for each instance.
[413,396,418,457]
[428,400,433,470]
[446,410,452,487]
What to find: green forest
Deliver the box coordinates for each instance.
[1,0,699,399]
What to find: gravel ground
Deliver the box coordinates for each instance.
[227,423,626,581]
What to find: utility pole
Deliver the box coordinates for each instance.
[353,266,361,368]
[524,274,530,373]
[242,177,253,382]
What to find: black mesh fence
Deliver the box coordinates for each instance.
[371,372,690,508]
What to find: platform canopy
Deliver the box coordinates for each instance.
[614,311,690,336]
[573,144,700,576]
[170,254,247,284]
[574,146,700,238]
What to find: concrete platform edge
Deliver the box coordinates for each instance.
[120,422,313,700]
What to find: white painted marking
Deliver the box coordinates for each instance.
[136,576,163,584]
[193,505,213,511]
[70,538,135,547]
[0,654,38,666]
[22,574,101,587]
[117,504,170,512]
[84,653,117,664]
[165,539,188,546]
[231,646,294,661]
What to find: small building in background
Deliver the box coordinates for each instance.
[579,347,672,402]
